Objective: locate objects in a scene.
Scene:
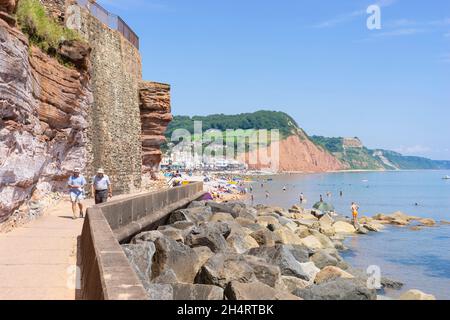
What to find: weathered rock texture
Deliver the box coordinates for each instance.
[40,0,67,23]
[0,17,92,226]
[240,130,347,173]
[139,81,172,174]
[1,2,172,228]
[78,7,143,194]
[0,0,16,13]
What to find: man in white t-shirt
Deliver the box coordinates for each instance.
[91,168,112,204]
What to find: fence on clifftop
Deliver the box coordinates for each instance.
[76,0,139,49]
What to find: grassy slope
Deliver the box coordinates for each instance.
[311,136,450,170]
[165,111,300,151]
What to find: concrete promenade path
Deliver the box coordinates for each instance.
[0,199,92,300]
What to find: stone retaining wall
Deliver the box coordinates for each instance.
[79,182,204,300]
[77,7,143,194]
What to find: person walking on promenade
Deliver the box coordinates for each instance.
[68,168,86,219]
[351,202,360,227]
[91,168,112,204]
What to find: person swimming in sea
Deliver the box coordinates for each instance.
[282,186,287,192]
[300,192,305,204]
[265,191,270,199]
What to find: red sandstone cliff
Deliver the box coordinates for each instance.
[139,81,172,176]
[240,129,347,173]
[0,10,92,228]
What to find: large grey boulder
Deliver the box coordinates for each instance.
[185,222,231,253]
[281,276,311,292]
[287,245,311,263]
[227,230,259,254]
[293,278,377,300]
[250,229,276,246]
[311,250,339,269]
[171,284,224,300]
[309,230,335,249]
[188,201,207,208]
[247,245,313,280]
[243,255,283,288]
[152,237,200,283]
[168,206,212,225]
[193,246,214,269]
[297,262,320,282]
[156,226,185,243]
[207,201,253,219]
[209,212,235,222]
[239,208,258,220]
[314,266,354,285]
[345,267,403,290]
[224,281,301,300]
[151,268,179,284]
[195,253,257,288]
[146,283,173,300]
[122,242,155,286]
[162,221,196,231]
[131,231,164,244]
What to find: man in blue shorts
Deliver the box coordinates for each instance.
[67,168,86,219]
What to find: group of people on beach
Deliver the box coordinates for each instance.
[67,167,113,220]
[254,181,361,226]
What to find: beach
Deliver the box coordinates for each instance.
[247,170,450,299]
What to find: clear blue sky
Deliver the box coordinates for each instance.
[100,0,450,160]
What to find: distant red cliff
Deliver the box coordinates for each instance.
[240,130,347,173]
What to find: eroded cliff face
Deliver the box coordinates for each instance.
[240,131,347,173]
[0,17,92,228]
[0,0,16,14]
[139,81,172,176]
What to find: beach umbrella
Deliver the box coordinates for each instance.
[313,201,335,213]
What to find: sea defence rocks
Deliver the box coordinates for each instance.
[122,201,388,300]
[371,212,436,228]
[398,289,436,300]
[294,278,377,300]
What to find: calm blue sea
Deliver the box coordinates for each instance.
[249,170,450,299]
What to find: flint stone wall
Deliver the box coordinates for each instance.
[77,7,143,194]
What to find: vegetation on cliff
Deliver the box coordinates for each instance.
[16,0,80,62]
[373,149,450,170]
[164,110,305,156]
[311,136,450,170]
[311,136,386,170]
[166,110,300,139]
[165,110,449,171]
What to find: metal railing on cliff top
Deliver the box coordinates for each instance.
[76,0,139,50]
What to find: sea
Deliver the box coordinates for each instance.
[248,170,450,299]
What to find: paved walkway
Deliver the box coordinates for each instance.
[0,199,92,300]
